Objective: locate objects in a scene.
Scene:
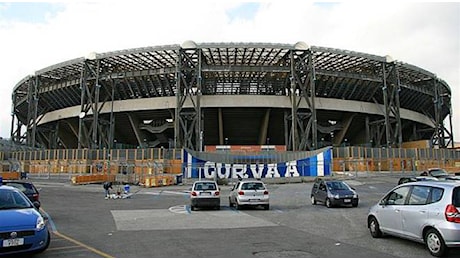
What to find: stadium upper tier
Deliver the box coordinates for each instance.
[11,42,452,149]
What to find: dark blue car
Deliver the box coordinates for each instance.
[0,185,50,256]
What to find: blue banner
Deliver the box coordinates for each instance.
[183,148,332,179]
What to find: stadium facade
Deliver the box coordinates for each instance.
[10,41,454,151]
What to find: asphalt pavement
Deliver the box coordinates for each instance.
[16,173,460,258]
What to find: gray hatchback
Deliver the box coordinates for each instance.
[367,181,460,257]
[311,178,358,208]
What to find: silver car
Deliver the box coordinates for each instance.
[229,180,269,210]
[367,181,460,257]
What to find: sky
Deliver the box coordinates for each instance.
[0,0,459,142]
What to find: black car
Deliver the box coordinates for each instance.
[311,178,358,208]
[2,180,40,205]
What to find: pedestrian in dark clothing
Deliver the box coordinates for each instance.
[103,181,113,198]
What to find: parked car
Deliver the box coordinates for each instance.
[2,181,40,206]
[367,181,460,257]
[0,185,50,256]
[310,178,358,208]
[190,181,220,211]
[229,180,269,210]
[398,168,460,185]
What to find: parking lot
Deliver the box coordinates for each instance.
[24,174,460,258]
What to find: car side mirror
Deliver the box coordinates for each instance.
[386,199,395,205]
[379,198,390,206]
[33,201,41,209]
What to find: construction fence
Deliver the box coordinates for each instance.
[1,146,460,185]
[1,148,182,187]
[333,146,460,174]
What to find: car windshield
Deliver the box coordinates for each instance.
[5,182,36,194]
[0,189,33,210]
[195,183,216,191]
[430,169,449,177]
[241,182,265,190]
[326,181,349,191]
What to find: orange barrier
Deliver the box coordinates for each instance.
[142,175,175,188]
[28,160,89,174]
[0,172,20,180]
[164,159,182,174]
[134,160,164,175]
[71,174,116,185]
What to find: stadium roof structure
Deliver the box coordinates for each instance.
[10,41,453,150]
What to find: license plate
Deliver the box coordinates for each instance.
[249,199,260,201]
[344,199,351,203]
[200,192,211,195]
[3,238,24,247]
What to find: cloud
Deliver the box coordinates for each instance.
[0,1,458,141]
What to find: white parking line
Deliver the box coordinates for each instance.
[162,190,190,195]
[142,191,162,195]
[141,190,189,196]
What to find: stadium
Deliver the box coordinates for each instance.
[10,41,454,151]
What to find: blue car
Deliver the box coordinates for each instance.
[0,185,50,256]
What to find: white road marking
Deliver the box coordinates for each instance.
[142,191,162,195]
[111,209,278,230]
[162,190,190,195]
[140,190,189,196]
[168,205,189,214]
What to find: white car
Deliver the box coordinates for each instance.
[229,180,269,210]
[397,168,460,185]
[367,181,460,257]
[190,181,220,211]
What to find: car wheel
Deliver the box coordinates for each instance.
[325,198,332,208]
[425,228,448,257]
[190,205,195,211]
[264,204,269,210]
[311,196,316,205]
[229,198,233,207]
[352,202,358,207]
[368,216,382,238]
[235,201,241,210]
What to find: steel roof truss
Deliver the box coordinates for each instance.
[354,79,372,101]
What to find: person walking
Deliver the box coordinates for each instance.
[103,181,113,199]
